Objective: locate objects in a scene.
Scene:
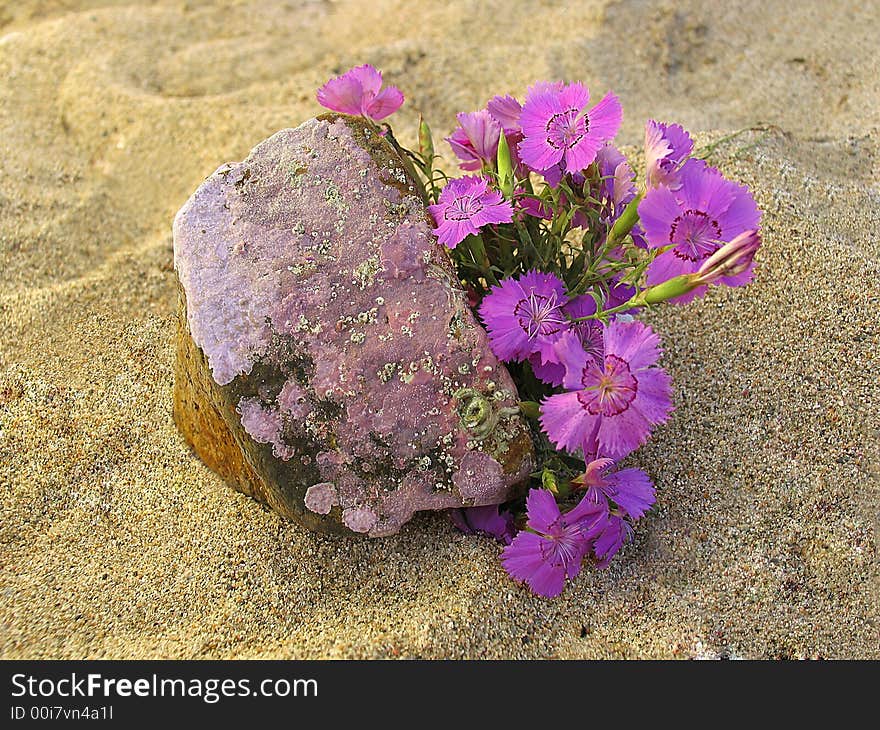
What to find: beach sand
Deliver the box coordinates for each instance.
[1,0,877,658]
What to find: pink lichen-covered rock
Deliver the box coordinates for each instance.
[172,114,533,536]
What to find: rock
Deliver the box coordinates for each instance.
[172,114,534,536]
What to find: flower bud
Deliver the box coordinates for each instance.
[695,229,761,284]
[605,191,644,245]
[496,132,515,198]
[542,467,559,495]
[418,115,434,165]
[519,400,540,420]
[637,274,698,305]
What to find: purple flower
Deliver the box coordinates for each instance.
[638,159,761,304]
[316,64,404,121]
[529,294,603,387]
[518,82,622,177]
[483,95,530,177]
[427,176,514,249]
[479,270,569,363]
[540,319,674,460]
[574,458,656,519]
[644,120,693,189]
[501,488,606,598]
[449,505,516,544]
[446,110,502,171]
[570,457,654,568]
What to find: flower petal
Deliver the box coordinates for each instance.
[638,185,682,248]
[559,81,590,112]
[552,330,590,391]
[604,468,655,519]
[365,85,404,120]
[585,91,623,145]
[540,391,598,454]
[487,94,523,132]
[716,185,761,238]
[525,488,562,534]
[603,319,662,371]
[595,406,652,459]
[631,367,674,426]
[347,63,384,96]
[678,159,736,217]
[316,73,365,115]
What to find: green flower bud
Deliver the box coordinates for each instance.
[496,132,514,198]
[519,400,540,420]
[606,191,644,246]
[418,115,434,166]
[638,274,699,304]
[541,468,559,495]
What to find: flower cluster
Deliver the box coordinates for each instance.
[318,66,763,598]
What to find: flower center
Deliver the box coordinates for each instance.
[577,354,638,416]
[668,209,723,261]
[445,194,484,221]
[540,518,582,567]
[545,107,588,150]
[513,290,567,340]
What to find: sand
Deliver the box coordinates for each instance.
[1,0,878,659]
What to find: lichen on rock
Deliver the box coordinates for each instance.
[173,114,534,536]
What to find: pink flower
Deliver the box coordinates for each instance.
[595,144,646,246]
[593,513,633,566]
[501,489,606,598]
[540,320,674,460]
[518,82,622,176]
[487,94,524,133]
[446,110,502,171]
[316,64,403,121]
[427,176,514,249]
[528,294,603,387]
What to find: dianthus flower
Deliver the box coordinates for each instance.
[592,512,633,566]
[316,64,403,121]
[573,458,656,519]
[428,176,513,249]
[446,110,502,171]
[518,82,622,176]
[694,229,762,285]
[540,320,673,460]
[487,94,524,133]
[501,488,606,598]
[479,270,569,363]
[529,294,603,387]
[595,144,647,247]
[638,159,761,303]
